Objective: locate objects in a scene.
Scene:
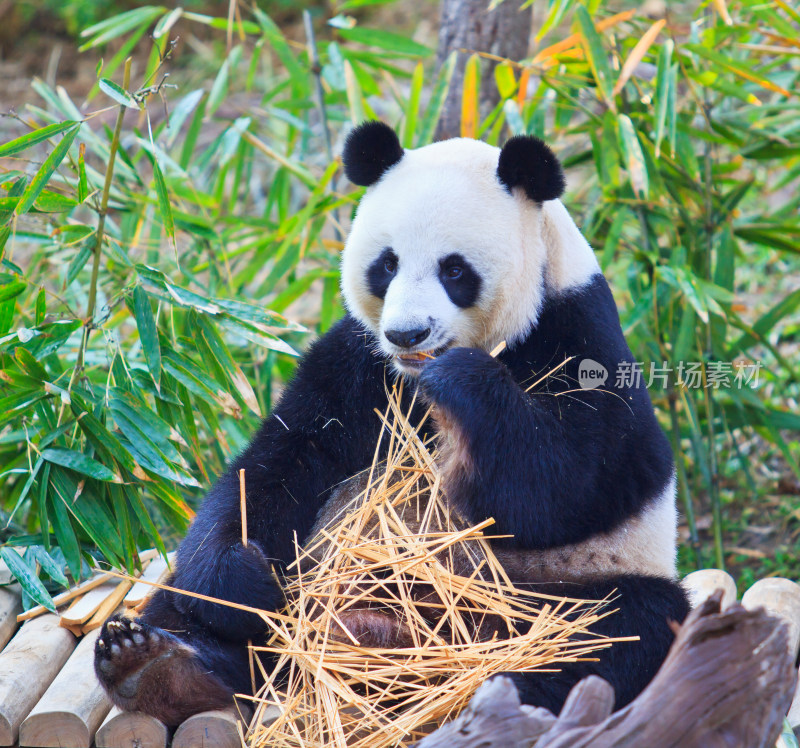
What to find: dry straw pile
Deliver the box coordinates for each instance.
[244,386,623,748]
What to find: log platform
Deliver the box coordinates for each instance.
[0,565,796,747]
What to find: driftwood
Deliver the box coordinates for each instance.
[417,592,796,748]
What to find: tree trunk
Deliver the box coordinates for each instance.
[434,0,532,141]
[416,592,797,748]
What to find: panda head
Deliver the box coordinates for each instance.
[340,121,597,376]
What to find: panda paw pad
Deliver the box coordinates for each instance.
[94,615,173,684]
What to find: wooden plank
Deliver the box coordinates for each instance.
[17,573,114,623]
[0,585,21,651]
[0,614,76,746]
[124,553,174,608]
[82,580,133,634]
[172,709,243,748]
[682,568,737,610]
[19,628,112,748]
[95,707,168,748]
[59,582,119,627]
[742,577,800,656]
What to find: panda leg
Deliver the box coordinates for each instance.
[500,575,690,715]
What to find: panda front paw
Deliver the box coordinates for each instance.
[419,346,509,411]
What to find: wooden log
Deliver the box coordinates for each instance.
[415,676,557,747]
[171,709,243,748]
[742,577,800,656]
[18,628,112,747]
[0,585,21,650]
[95,707,168,748]
[82,580,133,634]
[0,614,77,746]
[59,581,119,628]
[124,553,174,609]
[417,593,796,748]
[682,568,737,609]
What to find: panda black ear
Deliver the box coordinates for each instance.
[496,135,565,202]
[342,121,404,187]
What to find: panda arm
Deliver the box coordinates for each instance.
[160,315,389,640]
[418,347,670,551]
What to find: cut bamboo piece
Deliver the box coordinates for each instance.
[123,553,174,609]
[682,569,737,610]
[95,707,168,748]
[0,585,21,650]
[81,580,133,634]
[741,577,800,656]
[17,573,114,623]
[172,710,242,748]
[59,582,119,628]
[19,628,111,747]
[0,614,77,746]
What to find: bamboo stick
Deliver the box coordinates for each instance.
[16,574,113,623]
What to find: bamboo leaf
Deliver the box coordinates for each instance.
[336,27,431,57]
[42,447,119,482]
[684,44,793,98]
[14,125,80,217]
[535,0,577,42]
[461,54,481,139]
[494,61,517,99]
[80,6,166,49]
[401,62,424,148]
[343,59,367,125]
[133,286,161,389]
[530,10,635,66]
[150,155,177,260]
[28,546,69,587]
[0,121,78,158]
[48,483,82,581]
[617,114,649,198]
[613,19,666,95]
[654,39,674,158]
[576,6,615,111]
[99,79,140,109]
[0,547,56,612]
[193,314,261,416]
[417,51,456,146]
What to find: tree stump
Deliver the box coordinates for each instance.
[417,592,796,748]
[434,0,532,141]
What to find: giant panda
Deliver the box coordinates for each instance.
[94,121,690,726]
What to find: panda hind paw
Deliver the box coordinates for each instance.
[94,615,179,690]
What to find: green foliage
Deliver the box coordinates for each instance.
[1,0,798,601]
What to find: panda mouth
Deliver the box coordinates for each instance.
[394,343,451,370]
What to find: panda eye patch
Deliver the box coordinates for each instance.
[438,253,482,308]
[366,247,398,300]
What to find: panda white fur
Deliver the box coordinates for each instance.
[94,121,689,725]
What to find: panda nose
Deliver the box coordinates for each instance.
[385,327,431,349]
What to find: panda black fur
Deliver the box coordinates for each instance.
[94,122,689,726]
